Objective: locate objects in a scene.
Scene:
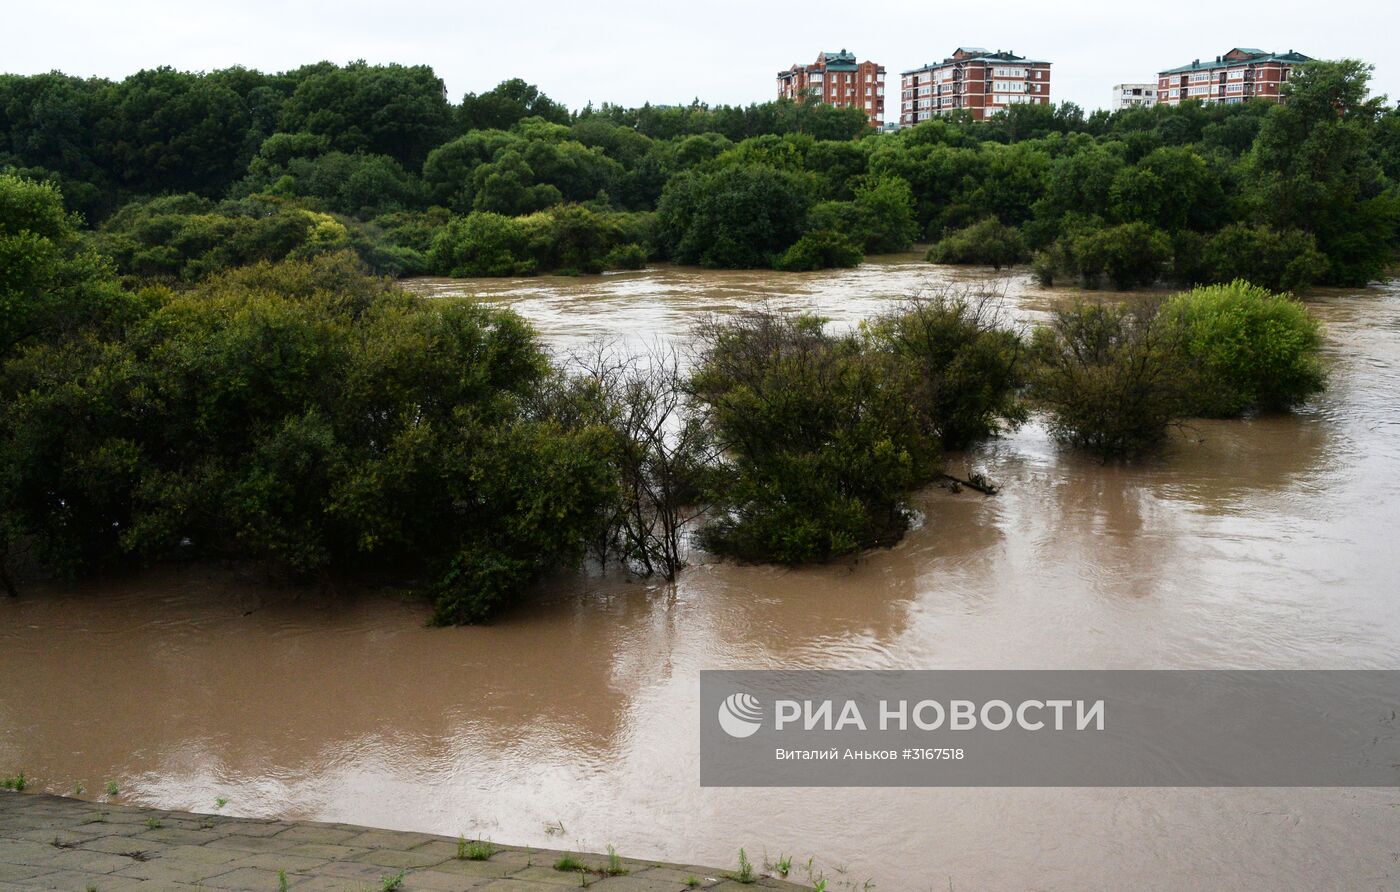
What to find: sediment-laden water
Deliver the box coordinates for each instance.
[4,255,1398,889]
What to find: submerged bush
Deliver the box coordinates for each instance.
[93,193,424,280]
[426,205,652,277]
[926,218,1028,270]
[868,290,1027,449]
[0,252,616,623]
[689,312,939,563]
[1157,280,1326,416]
[603,242,648,270]
[1070,222,1172,290]
[807,176,919,255]
[656,165,814,268]
[774,229,863,272]
[427,211,537,276]
[1201,225,1329,293]
[1035,221,1171,290]
[1029,301,1187,458]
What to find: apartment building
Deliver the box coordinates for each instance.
[777,50,886,127]
[1157,47,1312,106]
[899,48,1051,124]
[1112,83,1158,110]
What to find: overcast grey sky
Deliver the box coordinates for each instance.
[8,1,1398,113]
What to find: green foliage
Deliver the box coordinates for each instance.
[1245,60,1398,286]
[1201,224,1330,293]
[926,218,1028,269]
[428,211,537,276]
[101,67,259,198]
[460,79,570,132]
[237,149,425,218]
[420,128,621,215]
[1032,142,1125,239]
[805,176,918,254]
[459,837,496,861]
[731,848,756,884]
[689,312,940,563]
[0,253,617,622]
[868,292,1028,449]
[1079,222,1173,289]
[3,59,1396,285]
[1109,146,1225,232]
[277,62,454,167]
[0,174,143,361]
[774,229,863,272]
[603,242,648,270]
[1039,221,1172,289]
[603,845,627,876]
[969,141,1050,226]
[426,206,653,277]
[657,165,814,268]
[1156,281,1326,416]
[1029,301,1187,458]
[94,194,424,280]
[380,871,405,892]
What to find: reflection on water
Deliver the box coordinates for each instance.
[3,256,1399,889]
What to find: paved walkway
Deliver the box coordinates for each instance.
[0,792,807,891]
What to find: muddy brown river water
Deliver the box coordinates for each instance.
[3,254,1400,890]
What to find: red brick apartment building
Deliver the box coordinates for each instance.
[1157,48,1312,106]
[777,49,886,127]
[900,48,1051,124]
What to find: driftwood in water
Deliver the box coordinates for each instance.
[941,473,999,495]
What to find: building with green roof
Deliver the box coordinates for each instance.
[776,49,887,127]
[899,47,1052,124]
[1157,47,1313,106]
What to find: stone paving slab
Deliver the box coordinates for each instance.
[0,792,809,891]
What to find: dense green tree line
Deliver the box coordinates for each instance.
[4,59,1396,285]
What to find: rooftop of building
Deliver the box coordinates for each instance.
[1159,48,1312,75]
[901,48,1050,75]
[778,48,884,77]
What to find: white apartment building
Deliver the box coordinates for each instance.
[1112,83,1157,110]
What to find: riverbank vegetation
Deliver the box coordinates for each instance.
[2,60,1397,285]
[0,166,1330,614]
[0,53,1349,617]
[1030,281,1326,456]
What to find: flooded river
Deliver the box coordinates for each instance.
[4,254,1399,889]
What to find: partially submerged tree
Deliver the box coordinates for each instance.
[565,343,713,581]
[1029,300,1187,458]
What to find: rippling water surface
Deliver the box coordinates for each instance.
[4,255,1399,889]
